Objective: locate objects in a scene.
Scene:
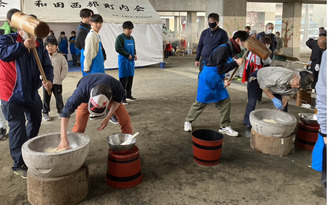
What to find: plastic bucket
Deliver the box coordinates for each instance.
[106,146,142,188]
[296,120,319,151]
[160,61,166,69]
[192,129,223,166]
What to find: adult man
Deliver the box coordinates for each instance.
[245,26,251,34]
[312,50,327,192]
[184,31,249,137]
[275,31,283,51]
[57,73,132,150]
[0,11,54,178]
[306,33,326,89]
[256,23,277,59]
[195,13,228,71]
[243,67,313,137]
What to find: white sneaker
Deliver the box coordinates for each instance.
[43,114,51,121]
[184,121,192,132]
[218,126,239,137]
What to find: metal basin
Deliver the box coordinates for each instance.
[250,109,297,138]
[298,113,318,126]
[107,134,136,154]
[22,132,90,178]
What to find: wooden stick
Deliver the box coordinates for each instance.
[228,49,249,81]
[32,47,51,95]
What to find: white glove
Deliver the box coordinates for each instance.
[315,64,320,71]
[83,67,90,73]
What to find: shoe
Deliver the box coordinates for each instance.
[245,126,252,138]
[13,165,27,179]
[43,113,51,121]
[0,128,7,140]
[184,121,192,132]
[109,115,119,125]
[89,113,106,120]
[126,96,137,101]
[122,99,128,105]
[218,126,239,137]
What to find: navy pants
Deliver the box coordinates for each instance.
[243,71,288,127]
[1,98,42,170]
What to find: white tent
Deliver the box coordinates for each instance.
[22,0,163,69]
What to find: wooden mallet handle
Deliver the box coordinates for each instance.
[228,49,249,82]
[32,48,51,95]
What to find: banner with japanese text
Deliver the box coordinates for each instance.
[23,0,161,24]
[0,0,21,21]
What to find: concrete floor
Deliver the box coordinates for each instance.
[0,55,326,205]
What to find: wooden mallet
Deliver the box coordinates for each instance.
[10,12,51,95]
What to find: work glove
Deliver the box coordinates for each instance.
[272,97,284,110]
[83,67,90,73]
[315,64,320,71]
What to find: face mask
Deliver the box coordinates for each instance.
[266,29,273,34]
[208,22,217,29]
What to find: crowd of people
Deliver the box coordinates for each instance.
[0,9,326,192]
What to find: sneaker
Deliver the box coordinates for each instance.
[184,121,192,132]
[126,96,137,101]
[89,113,106,120]
[245,126,252,138]
[109,115,119,125]
[43,113,51,121]
[13,165,27,179]
[218,126,239,137]
[0,128,7,140]
[122,99,128,105]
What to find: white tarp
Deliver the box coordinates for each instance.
[23,0,161,24]
[0,0,21,20]
[100,23,163,68]
[23,0,163,68]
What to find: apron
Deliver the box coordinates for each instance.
[70,36,77,54]
[242,53,263,83]
[312,133,325,171]
[59,37,68,54]
[78,25,88,71]
[82,31,105,76]
[118,34,135,78]
[196,44,232,103]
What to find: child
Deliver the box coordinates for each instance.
[83,14,105,75]
[69,31,78,65]
[115,21,137,104]
[43,36,68,121]
[58,31,68,60]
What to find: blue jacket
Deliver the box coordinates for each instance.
[0,32,53,104]
[196,27,228,62]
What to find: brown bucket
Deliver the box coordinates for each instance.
[192,129,223,166]
[296,120,319,151]
[106,146,142,188]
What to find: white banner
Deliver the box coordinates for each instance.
[23,0,161,24]
[0,0,21,21]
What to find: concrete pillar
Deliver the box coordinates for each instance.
[281,2,302,58]
[174,16,179,39]
[198,16,206,37]
[186,11,198,49]
[206,0,247,37]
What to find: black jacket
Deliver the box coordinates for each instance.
[306,38,323,69]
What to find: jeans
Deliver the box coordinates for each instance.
[1,98,42,170]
